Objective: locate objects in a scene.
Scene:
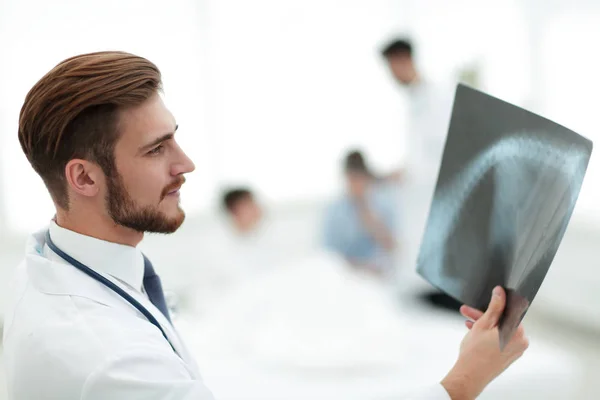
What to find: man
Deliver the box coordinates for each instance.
[381,38,455,275]
[183,188,272,316]
[380,38,466,314]
[216,187,300,279]
[205,187,279,284]
[323,150,399,276]
[221,187,263,234]
[2,51,527,399]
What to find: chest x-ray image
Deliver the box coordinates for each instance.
[417,84,593,349]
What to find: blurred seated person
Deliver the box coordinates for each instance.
[215,186,309,279]
[189,188,285,313]
[322,150,399,276]
[218,187,285,275]
[222,187,263,234]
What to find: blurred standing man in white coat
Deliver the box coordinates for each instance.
[3,50,527,400]
[381,38,458,296]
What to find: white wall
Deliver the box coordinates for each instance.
[203,0,409,203]
[536,5,600,220]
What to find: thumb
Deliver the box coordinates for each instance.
[476,286,506,330]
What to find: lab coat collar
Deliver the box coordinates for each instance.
[407,77,428,95]
[47,221,145,292]
[23,226,136,308]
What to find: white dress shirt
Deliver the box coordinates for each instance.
[2,222,215,400]
[2,222,450,400]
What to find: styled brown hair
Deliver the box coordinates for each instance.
[18,51,162,210]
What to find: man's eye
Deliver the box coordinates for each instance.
[148,145,164,155]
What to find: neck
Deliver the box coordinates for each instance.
[233,218,259,235]
[407,71,420,86]
[55,209,144,247]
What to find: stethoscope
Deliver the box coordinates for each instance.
[44,232,180,358]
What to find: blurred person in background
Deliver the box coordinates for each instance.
[3,50,528,400]
[217,186,284,275]
[322,150,400,277]
[381,38,462,311]
[219,186,311,271]
[190,187,295,307]
[222,187,263,234]
[381,37,454,267]
[182,187,278,315]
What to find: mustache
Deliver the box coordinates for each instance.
[161,176,186,199]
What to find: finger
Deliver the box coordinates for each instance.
[510,324,527,344]
[460,305,484,321]
[506,333,529,354]
[465,320,474,330]
[476,286,506,330]
[514,324,525,339]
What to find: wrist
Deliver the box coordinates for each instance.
[441,367,481,400]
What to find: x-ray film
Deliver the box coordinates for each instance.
[416,84,593,349]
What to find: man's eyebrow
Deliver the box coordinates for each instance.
[138,125,178,153]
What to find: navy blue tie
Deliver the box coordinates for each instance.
[142,255,172,323]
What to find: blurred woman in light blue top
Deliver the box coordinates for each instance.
[322,150,400,276]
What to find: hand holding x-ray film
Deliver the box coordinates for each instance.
[416,84,593,349]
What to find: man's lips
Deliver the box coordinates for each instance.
[167,186,181,196]
[163,179,185,199]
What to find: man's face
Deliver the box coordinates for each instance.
[386,54,415,85]
[106,93,195,233]
[232,196,263,231]
[346,171,370,198]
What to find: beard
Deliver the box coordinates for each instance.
[106,172,186,234]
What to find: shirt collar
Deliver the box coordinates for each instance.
[47,221,145,292]
[407,77,427,95]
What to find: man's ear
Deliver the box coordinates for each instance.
[64,159,102,198]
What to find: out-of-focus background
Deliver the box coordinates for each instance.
[1,0,600,399]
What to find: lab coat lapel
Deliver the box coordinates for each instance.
[25,241,201,378]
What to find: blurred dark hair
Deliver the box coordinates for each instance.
[381,38,413,58]
[344,150,372,176]
[222,188,253,212]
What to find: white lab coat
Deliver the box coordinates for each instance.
[2,222,214,400]
[399,78,455,286]
[2,222,450,400]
